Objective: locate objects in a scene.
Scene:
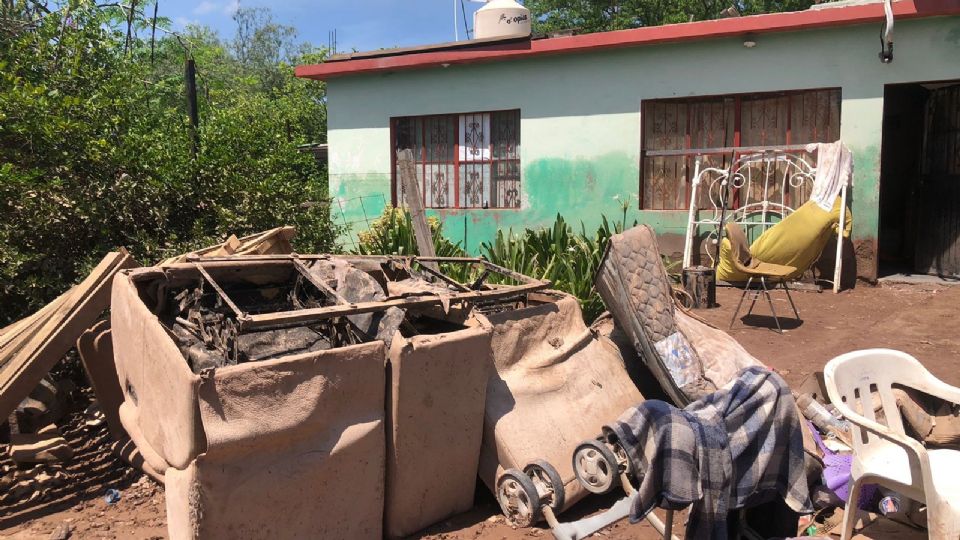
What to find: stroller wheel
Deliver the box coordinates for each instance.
[572,439,620,494]
[523,459,566,512]
[496,468,542,527]
[611,440,633,475]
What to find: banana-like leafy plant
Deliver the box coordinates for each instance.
[356,207,680,323]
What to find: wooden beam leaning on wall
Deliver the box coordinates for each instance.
[396,149,437,269]
[0,250,138,421]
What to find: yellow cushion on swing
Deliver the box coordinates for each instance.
[716,198,852,282]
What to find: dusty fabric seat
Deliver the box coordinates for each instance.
[476,292,643,512]
[716,198,853,283]
[113,260,490,540]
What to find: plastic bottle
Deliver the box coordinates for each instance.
[796,393,851,434]
[879,494,901,515]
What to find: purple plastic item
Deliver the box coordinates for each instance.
[808,422,877,509]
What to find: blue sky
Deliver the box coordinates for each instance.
[164,0,488,53]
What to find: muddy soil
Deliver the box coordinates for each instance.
[0,410,166,540]
[1,282,955,539]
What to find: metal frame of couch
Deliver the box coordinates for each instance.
[167,254,551,333]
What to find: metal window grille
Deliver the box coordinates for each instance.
[392,109,521,209]
[641,89,841,210]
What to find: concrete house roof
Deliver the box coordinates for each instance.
[296,0,959,81]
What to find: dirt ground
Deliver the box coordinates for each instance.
[1,281,956,540]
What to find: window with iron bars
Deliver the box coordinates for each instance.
[392,110,521,209]
[641,88,841,210]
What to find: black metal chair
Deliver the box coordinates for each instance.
[725,222,801,333]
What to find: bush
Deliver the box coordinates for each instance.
[0,3,339,324]
[354,206,464,258]
[480,214,629,322]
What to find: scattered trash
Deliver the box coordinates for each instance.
[796,393,851,437]
[879,494,901,515]
[48,521,73,540]
[104,488,121,504]
[1,224,952,540]
[9,424,74,465]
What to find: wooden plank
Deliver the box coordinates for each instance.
[240,280,549,332]
[160,226,296,265]
[76,320,125,440]
[235,226,296,255]
[194,263,246,318]
[397,149,437,267]
[414,263,470,292]
[0,251,138,421]
[0,294,67,353]
[0,288,79,369]
[0,251,127,379]
[171,256,548,289]
[414,256,548,285]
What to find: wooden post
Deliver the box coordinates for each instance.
[682,266,716,309]
[396,149,438,269]
[682,157,702,269]
[833,183,848,294]
[185,58,199,158]
[150,1,159,65]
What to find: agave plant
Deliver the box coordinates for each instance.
[478,213,637,322]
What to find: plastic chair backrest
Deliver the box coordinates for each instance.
[824,349,931,497]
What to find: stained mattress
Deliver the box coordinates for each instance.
[595,225,762,405]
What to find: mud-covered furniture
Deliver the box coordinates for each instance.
[111,255,549,539]
[478,291,644,524]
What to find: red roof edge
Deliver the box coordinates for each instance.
[295,0,959,81]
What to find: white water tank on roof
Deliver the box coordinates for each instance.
[474,0,531,40]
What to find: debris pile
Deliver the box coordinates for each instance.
[1,224,955,540]
[107,244,551,539]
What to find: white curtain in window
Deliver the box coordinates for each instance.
[459,163,490,208]
[459,113,490,162]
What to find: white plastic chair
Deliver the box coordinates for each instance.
[824,349,960,539]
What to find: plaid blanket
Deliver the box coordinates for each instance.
[606,366,812,539]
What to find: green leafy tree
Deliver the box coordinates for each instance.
[0,1,337,323]
[525,0,818,34]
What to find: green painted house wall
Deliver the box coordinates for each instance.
[325,15,960,279]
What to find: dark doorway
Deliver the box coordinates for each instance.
[879,81,960,278]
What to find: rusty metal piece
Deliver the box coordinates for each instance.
[291,258,350,305]
[193,263,246,320]
[160,257,550,332]
[413,262,470,292]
